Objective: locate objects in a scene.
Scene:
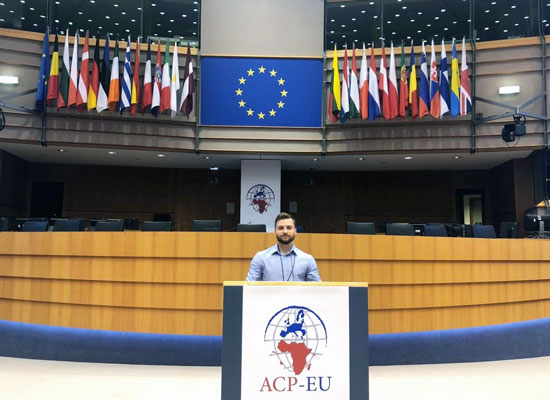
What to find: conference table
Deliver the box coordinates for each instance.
[0,231,549,335]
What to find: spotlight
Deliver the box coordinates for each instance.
[501,114,526,143]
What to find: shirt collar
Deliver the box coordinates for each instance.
[270,243,296,256]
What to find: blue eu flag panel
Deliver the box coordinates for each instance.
[200,57,323,128]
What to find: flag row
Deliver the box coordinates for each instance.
[329,38,472,123]
[36,28,195,118]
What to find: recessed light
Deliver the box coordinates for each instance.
[88,19,92,22]
[157,154,165,158]
[105,15,110,19]
[511,5,516,8]
[210,167,219,171]
[341,35,346,38]
[330,30,334,33]
[358,157,365,161]
[0,75,19,84]
[131,18,135,22]
[404,156,413,160]
[341,24,346,27]
[504,13,509,16]
[484,27,489,30]
[204,156,211,160]
[58,149,65,152]
[373,15,378,18]
[418,11,422,15]
[121,11,126,14]
[395,14,400,17]
[441,8,446,12]
[151,2,156,5]
[107,151,117,155]
[351,18,356,21]
[361,10,365,13]
[114,3,118,6]
[495,20,500,23]
[402,5,407,9]
[313,158,319,162]
[524,16,529,19]
[340,4,345,7]
[182,14,187,17]
[160,11,165,15]
[453,156,461,159]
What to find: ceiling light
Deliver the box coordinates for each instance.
[353,29,357,32]
[182,14,187,17]
[361,10,365,13]
[160,11,165,14]
[358,157,365,161]
[373,15,378,18]
[121,11,126,14]
[312,158,319,162]
[341,24,346,27]
[330,30,334,33]
[0,75,19,84]
[495,20,500,23]
[157,154,165,158]
[341,35,346,38]
[340,4,345,7]
[351,18,356,21]
[204,156,211,160]
[453,156,461,159]
[330,19,335,22]
[484,26,489,30]
[499,85,520,94]
[395,14,400,17]
[410,19,415,22]
[402,6,407,9]
[441,8,446,12]
[210,167,219,171]
[524,16,529,19]
[114,3,118,6]
[511,5,516,8]
[107,151,117,155]
[58,149,65,152]
[435,16,439,20]
[418,11,422,15]
[404,156,413,160]
[485,9,489,12]
[504,13,509,16]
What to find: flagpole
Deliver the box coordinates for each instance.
[41,25,49,148]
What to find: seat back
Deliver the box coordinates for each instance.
[424,224,448,237]
[94,220,124,232]
[191,219,222,232]
[142,221,172,231]
[346,222,376,235]
[473,225,497,238]
[53,219,85,232]
[237,224,266,232]
[385,223,415,236]
[500,222,519,238]
[22,220,49,232]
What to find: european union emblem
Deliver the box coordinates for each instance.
[200,57,323,128]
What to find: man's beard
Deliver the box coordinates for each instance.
[277,233,295,245]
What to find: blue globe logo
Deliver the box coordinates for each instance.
[264,306,328,375]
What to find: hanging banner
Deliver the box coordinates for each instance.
[240,160,281,231]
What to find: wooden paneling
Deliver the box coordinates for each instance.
[1,232,550,335]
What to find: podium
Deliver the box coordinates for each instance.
[221,282,369,400]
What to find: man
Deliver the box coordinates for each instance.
[245,212,321,281]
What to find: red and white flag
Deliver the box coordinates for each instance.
[160,41,171,114]
[76,31,89,113]
[151,40,162,117]
[142,39,153,113]
[379,41,390,120]
[179,44,194,118]
[359,42,368,120]
[388,42,399,119]
[460,37,472,116]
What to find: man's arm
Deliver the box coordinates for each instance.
[306,257,321,281]
[245,253,263,281]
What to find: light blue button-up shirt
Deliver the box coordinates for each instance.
[245,244,321,282]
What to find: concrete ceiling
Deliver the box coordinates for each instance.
[0,141,534,171]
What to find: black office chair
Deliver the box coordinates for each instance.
[53,219,85,232]
[142,221,172,231]
[473,225,497,238]
[424,224,448,237]
[346,222,376,235]
[94,220,124,231]
[237,224,266,232]
[191,220,222,232]
[499,222,519,238]
[22,220,49,232]
[463,224,474,237]
[0,217,10,231]
[385,223,415,236]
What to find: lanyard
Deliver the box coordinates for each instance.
[279,253,296,282]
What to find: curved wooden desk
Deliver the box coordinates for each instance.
[1,232,549,335]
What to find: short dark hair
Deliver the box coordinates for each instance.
[275,212,295,227]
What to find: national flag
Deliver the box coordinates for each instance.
[58,30,70,109]
[419,41,429,118]
[87,36,100,111]
[399,41,408,118]
[349,43,360,119]
[460,37,472,116]
[409,41,418,119]
[359,42,368,120]
[68,31,79,108]
[429,39,440,118]
[35,27,50,110]
[151,40,162,117]
[108,38,120,111]
[439,39,451,117]
[179,44,194,118]
[160,41,171,114]
[340,45,350,123]
[328,44,341,122]
[131,37,140,115]
[76,31,89,113]
[368,44,380,120]
[97,34,110,113]
[120,37,132,114]
[142,39,153,113]
[378,41,390,120]
[46,34,59,107]
[388,42,399,120]
[170,41,180,118]
[450,38,460,117]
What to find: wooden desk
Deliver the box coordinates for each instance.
[1,232,549,335]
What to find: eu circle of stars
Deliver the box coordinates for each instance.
[235,66,287,120]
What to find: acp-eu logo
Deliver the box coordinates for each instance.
[200,57,323,128]
[261,306,331,393]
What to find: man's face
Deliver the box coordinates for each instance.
[275,218,296,245]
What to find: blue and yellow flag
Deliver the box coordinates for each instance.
[200,57,323,128]
[35,27,50,110]
[450,38,460,117]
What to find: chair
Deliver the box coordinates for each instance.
[142,221,172,231]
[500,222,519,238]
[0,217,9,231]
[237,224,266,232]
[22,220,48,232]
[385,223,415,236]
[473,225,497,238]
[346,222,376,235]
[94,220,124,232]
[53,219,85,232]
[424,224,448,237]
[191,219,221,232]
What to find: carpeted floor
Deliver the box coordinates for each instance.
[1,356,549,399]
